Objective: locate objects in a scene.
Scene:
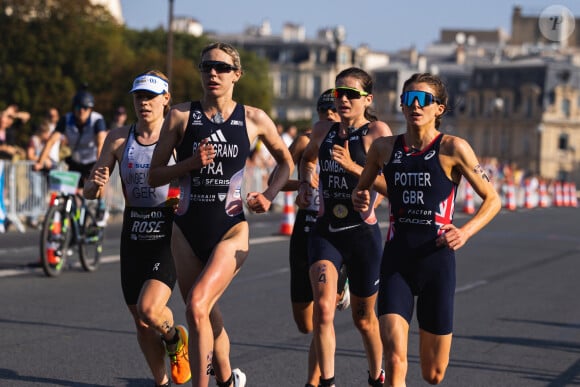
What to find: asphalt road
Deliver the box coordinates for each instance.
[1,206,579,386]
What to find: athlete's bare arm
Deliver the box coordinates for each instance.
[437,135,501,250]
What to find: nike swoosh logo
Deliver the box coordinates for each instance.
[328,224,361,233]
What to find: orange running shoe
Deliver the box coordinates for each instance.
[167,325,191,385]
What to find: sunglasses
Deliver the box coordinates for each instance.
[74,105,92,110]
[318,107,337,113]
[198,60,238,74]
[400,90,441,107]
[333,87,369,100]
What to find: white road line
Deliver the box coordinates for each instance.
[455,280,488,293]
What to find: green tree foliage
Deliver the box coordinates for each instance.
[0,0,272,146]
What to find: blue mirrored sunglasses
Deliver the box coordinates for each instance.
[400,90,441,107]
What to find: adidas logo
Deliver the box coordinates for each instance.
[207,129,227,143]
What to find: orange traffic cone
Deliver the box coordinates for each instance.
[554,181,563,207]
[538,179,549,208]
[523,178,535,209]
[278,192,295,236]
[463,181,475,214]
[570,183,578,207]
[504,181,516,211]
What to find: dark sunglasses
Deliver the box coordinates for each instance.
[318,107,337,113]
[400,90,441,107]
[198,60,238,74]
[74,105,92,110]
[333,86,369,100]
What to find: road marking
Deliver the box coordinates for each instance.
[455,280,488,293]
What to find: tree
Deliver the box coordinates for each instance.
[0,0,272,145]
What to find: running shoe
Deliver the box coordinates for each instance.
[232,368,246,387]
[167,325,191,385]
[336,279,351,311]
[368,368,385,386]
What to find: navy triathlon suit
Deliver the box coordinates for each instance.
[175,101,250,262]
[119,125,178,305]
[290,134,319,303]
[379,133,458,335]
[308,123,382,298]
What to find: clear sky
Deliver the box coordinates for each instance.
[120,1,580,53]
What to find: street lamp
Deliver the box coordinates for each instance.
[167,0,174,85]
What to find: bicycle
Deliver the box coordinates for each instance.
[39,170,104,277]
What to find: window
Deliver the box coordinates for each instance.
[280,73,289,98]
[562,98,571,118]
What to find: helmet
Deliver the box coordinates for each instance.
[72,90,95,109]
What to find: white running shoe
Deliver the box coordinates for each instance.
[337,279,350,311]
[232,368,246,387]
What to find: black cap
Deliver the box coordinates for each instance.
[317,89,335,111]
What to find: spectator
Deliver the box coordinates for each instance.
[0,105,28,233]
[46,107,60,131]
[26,122,56,228]
[109,105,127,131]
[43,107,62,165]
[281,124,297,147]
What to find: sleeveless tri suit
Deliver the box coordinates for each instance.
[308,123,382,298]
[175,101,250,262]
[119,125,178,305]
[379,133,458,334]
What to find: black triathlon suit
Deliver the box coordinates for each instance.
[379,133,458,335]
[308,123,382,298]
[175,101,250,262]
[119,125,178,305]
[290,134,320,303]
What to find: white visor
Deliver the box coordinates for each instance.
[129,75,168,95]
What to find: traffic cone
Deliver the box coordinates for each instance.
[278,192,295,235]
[524,178,535,209]
[504,181,516,211]
[563,182,571,207]
[554,181,563,207]
[463,181,475,214]
[570,183,578,208]
[538,179,549,208]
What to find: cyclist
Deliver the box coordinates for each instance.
[84,70,190,387]
[34,86,108,223]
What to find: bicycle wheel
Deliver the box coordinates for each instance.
[78,206,103,272]
[40,203,72,277]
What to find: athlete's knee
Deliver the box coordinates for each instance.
[294,318,313,334]
[385,351,407,375]
[314,297,336,325]
[136,303,160,326]
[185,297,211,329]
[421,365,447,385]
[352,312,377,334]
